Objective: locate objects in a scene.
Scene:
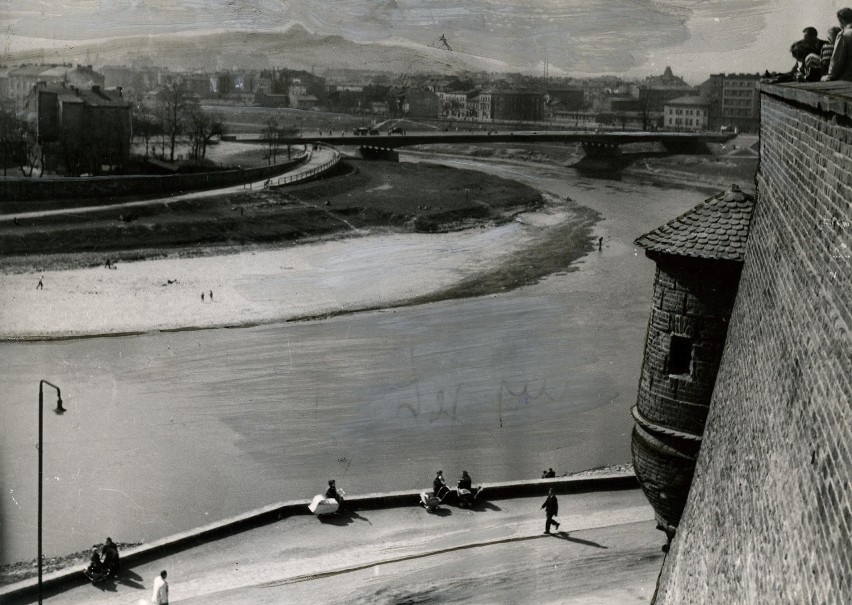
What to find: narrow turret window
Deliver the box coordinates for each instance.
[668,335,693,376]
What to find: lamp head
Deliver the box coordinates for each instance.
[54,395,66,415]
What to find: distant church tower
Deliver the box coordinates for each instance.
[631,185,755,547]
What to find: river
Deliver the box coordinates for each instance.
[0,158,714,564]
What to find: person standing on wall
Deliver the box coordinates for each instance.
[823,8,852,81]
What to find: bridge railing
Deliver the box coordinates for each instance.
[241,148,310,191]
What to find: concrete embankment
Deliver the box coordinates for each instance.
[0,473,639,603]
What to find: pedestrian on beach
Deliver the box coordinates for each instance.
[541,488,561,534]
[36,276,43,290]
[598,236,603,251]
[209,290,213,301]
[201,292,205,302]
[105,258,111,269]
[152,570,169,605]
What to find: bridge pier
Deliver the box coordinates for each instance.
[661,140,711,155]
[581,141,623,158]
[357,146,399,162]
[574,141,628,175]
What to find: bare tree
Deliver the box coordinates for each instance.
[156,81,194,161]
[0,108,22,177]
[133,104,161,159]
[185,101,225,161]
[18,119,42,177]
[263,117,281,165]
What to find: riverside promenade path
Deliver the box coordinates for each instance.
[5,487,661,605]
[0,146,337,223]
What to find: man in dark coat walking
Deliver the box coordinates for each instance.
[541,488,561,534]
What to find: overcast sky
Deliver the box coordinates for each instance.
[1,0,847,81]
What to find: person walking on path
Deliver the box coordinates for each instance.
[152,569,169,605]
[201,292,205,302]
[541,488,561,534]
[36,276,43,290]
[209,290,213,301]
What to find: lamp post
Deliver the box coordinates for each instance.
[38,380,65,605]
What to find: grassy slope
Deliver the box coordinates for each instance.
[0,160,542,272]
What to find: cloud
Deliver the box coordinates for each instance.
[0,0,830,77]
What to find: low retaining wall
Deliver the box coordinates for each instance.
[0,156,307,204]
[0,473,637,601]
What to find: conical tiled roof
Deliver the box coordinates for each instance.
[634,185,755,261]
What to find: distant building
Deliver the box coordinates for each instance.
[664,96,711,131]
[254,91,289,108]
[477,91,492,121]
[4,64,104,109]
[29,83,132,175]
[391,88,439,119]
[545,87,585,115]
[487,90,544,122]
[698,73,761,133]
[329,83,364,93]
[369,100,388,115]
[437,91,469,118]
[639,66,695,114]
[100,65,160,101]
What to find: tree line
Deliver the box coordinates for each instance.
[134,81,226,163]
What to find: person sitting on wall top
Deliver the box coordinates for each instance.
[823,8,852,81]
[101,537,120,578]
[821,26,842,73]
[790,40,824,82]
[326,479,346,511]
[433,470,450,500]
[802,26,828,55]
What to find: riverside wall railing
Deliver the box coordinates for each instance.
[0,473,638,603]
[276,145,342,186]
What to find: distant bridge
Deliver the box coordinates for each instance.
[277,130,736,169]
[284,130,735,151]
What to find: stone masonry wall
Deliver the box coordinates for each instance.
[655,84,851,603]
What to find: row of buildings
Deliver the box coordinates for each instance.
[0,63,763,176]
[0,63,763,132]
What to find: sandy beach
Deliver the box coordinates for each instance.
[0,203,582,339]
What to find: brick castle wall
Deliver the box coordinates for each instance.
[655,84,851,603]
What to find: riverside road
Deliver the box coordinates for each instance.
[0,156,716,564]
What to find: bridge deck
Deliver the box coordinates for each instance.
[280,130,736,149]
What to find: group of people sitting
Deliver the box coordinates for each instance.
[790,9,852,82]
[430,469,482,507]
[83,537,120,583]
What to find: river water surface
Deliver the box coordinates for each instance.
[0,159,713,563]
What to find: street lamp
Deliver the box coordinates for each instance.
[38,380,65,605]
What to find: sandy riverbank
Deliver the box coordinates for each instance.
[0,194,591,340]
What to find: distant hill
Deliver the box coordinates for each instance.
[6,25,507,76]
